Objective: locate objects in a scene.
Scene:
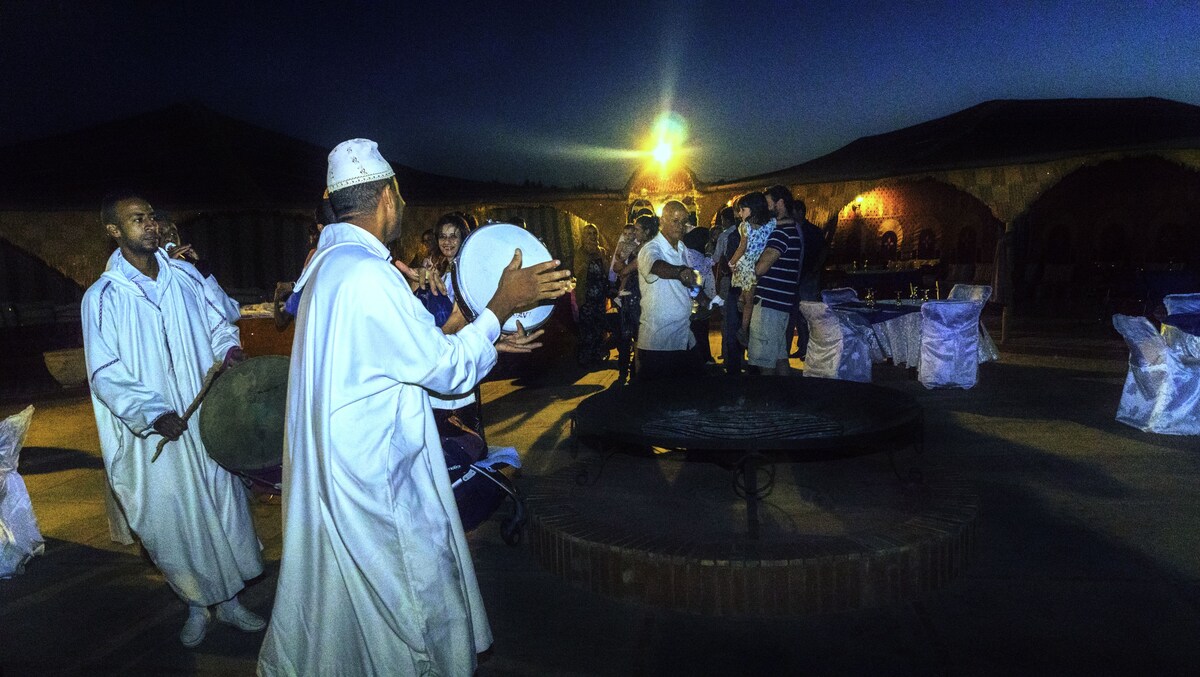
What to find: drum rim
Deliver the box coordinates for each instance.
[451,222,555,333]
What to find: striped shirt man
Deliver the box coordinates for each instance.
[754,220,803,312]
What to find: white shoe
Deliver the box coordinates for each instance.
[180,607,211,648]
[215,599,266,632]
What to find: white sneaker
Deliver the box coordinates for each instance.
[215,599,266,632]
[180,607,211,648]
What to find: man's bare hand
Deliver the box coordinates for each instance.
[153,412,187,441]
[486,249,572,322]
[496,321,545,353]
[393,259,420,285]
[169,244,199,262]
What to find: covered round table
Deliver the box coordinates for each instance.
[833,300,924,366]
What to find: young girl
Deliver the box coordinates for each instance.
[609,223,639,303]
[727,191,776,345]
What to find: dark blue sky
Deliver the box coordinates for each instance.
[3,0,1199,188]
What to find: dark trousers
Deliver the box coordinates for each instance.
[636,348,698,381]
[690,315,713,364]
[721,286,745,374]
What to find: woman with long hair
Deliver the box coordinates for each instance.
[573,223,609,366]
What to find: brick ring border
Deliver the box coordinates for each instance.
[525,463,978,617]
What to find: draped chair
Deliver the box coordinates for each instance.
[798,301,873,382]
[1,406,44,577]
[820,287,859,306]
[1162,293,1200,362]
[1112,314,1200,435]
[918,300,984,389]
[948,283,1000,362]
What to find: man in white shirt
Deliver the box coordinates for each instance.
[636,200,699,380]
[258,139,571,677]
[82,192,264,648]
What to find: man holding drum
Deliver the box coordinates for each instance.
[82,192,264,648]
[258,139,572,677]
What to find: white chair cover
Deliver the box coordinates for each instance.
[820,288,859,306]
[1112,314,1200,435]
[1162,293,1200,362]
[799,301,873,382]
[918,300,984,389]
[948,284,1000,363]
[1,406,45,577]
[947,284,990,303]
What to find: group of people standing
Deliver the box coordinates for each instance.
[82,139,573,676]
[591,184,827,384]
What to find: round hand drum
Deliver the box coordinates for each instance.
[452,223,556,334]
[199,355,288,494]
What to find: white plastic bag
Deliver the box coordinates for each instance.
[1,405,45,577]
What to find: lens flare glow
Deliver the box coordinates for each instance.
[648,111,688,170]
[652,140,673,166]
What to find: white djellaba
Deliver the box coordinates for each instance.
[258,139,496,677]
[82,249,263,604]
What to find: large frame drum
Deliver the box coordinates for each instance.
[199,355,288,494]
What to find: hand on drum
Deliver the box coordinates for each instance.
[495,321,545,353]
[153,412,188,441]
[221,346,247,372]
[486,248,572,323]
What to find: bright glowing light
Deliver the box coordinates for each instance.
[652,141,673,166]
[646,111,688,170]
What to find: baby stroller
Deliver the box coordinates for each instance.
[436,406,527,545]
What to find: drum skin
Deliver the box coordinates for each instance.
[452,223,556,333]
[199,355,289,473]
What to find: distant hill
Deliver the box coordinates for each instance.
[725,97,1200,185]
[0,102,551,210]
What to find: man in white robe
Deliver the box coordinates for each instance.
[82,192,265,647]
[257,139,571,676]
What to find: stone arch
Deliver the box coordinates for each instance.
[827,178,1002,268]
[1011,155,1200,314]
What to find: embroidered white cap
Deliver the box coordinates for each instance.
[326,139,395,192]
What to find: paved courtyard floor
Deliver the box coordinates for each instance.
[2,348,1199,676]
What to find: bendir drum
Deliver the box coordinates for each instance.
[451,222,556,333]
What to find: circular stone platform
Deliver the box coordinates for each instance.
[526,454,976,617]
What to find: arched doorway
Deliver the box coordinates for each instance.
[829,179,1002,293]
[1014,155,1200,315]
[879,230,898,262]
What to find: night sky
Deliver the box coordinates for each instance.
[3,1,1200,188]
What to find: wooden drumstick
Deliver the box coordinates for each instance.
[152,361,223,463]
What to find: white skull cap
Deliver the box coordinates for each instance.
[327,139,395,192]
